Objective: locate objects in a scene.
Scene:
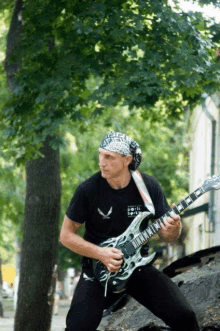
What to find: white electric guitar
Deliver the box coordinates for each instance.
[92,175,220,295]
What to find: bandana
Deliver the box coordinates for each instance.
[99,131,142,170]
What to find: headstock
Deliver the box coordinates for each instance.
[201,175,220,193]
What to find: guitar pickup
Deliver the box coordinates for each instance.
[121,242,136,258]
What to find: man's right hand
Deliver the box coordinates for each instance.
[99,247,123,272]
[60,216,124,272]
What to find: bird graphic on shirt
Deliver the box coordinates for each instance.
[97,207,113,219]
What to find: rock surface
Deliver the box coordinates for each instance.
[98,247,220,331]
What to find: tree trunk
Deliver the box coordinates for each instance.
[4,0,22,89]
[4,1,61,329]
[0,257,4,317]
[14,137,61,331]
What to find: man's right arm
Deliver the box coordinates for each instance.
[60,215,123,272]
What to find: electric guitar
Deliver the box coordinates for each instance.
[92,175,220,295]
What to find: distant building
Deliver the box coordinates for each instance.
[160,93,220,266]
[183,93,220,255]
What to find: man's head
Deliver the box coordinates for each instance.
[98,148,133,180]
[99,131,142,171]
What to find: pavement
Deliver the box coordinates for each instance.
[0,299,70,331]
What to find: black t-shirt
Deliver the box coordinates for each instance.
[66,171,170,247]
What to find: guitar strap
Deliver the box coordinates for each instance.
[131,170,155,216]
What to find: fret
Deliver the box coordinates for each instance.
[141,231,149,241]
[146,227,154,237]
[132,240,138,249]
[132,234,145,248]
[177,203,184,212]
[185,196,193,205]
[153,221,161,231]
[136,236,143,245]
[150,224,157,233]
[142,230,150,241]
[194,188,203,197]
[190,192,197,201]
[167,210,176,218]
[130,241,136,250]
[173,206,180,215]
[180,199,188,209]
[152,224,158,233]
[158,217,165,226]
[133,238,138,247]
[134,240,140,249]
[134,233,149,247]
[167,210,171,218]
[139,233,147,243]
[137,234,143,244]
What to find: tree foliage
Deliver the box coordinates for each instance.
[0,119,25,263]
[0,5,24,264]
[1,0,220,162]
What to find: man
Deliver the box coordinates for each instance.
[60,131,200,331]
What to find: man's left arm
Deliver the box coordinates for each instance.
[158,203,182,243]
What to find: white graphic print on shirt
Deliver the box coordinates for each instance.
[97,207,113,219]
[127,205,142,217]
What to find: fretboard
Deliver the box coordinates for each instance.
[131,186,205,249]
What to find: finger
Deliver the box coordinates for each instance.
[111,258,123,266]
[108,264,120,272]
[162,218,171,226]
[112,254,124,261]
[111,252,124,260]
[162,218,175,229]
[169,213,180,222]
[167,217,176,224]
[171,203,181,219]
[111,248,123,255]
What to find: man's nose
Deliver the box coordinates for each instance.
[99,156,105,167]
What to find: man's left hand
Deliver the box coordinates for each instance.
[158,203,182,243]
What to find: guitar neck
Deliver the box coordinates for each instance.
[131,185,205,249]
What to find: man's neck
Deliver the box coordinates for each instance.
[106,171,131,190]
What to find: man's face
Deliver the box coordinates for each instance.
[98,148,130,180]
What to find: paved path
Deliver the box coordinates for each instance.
[0,299,70,331]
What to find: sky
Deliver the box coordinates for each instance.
[172,0,220,22]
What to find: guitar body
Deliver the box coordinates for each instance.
[92,211,156,293]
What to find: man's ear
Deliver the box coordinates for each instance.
[124,154,133,166]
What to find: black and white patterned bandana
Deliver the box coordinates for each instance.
[99,131,142,170]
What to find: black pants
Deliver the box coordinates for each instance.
[65,264,200,331]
